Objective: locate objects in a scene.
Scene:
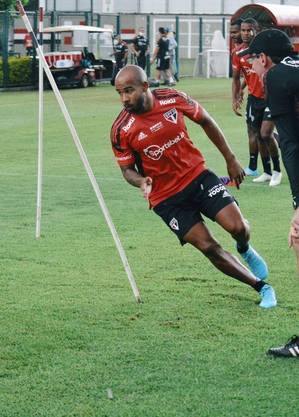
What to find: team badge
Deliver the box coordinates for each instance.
[163,108,178,124]
[169,218,179,231]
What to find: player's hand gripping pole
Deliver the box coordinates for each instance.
[16,0,142,303]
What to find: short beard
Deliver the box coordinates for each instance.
[131,94,147,114]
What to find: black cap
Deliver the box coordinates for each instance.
[238,29,293,57]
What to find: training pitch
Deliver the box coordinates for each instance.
[0,78,298,417]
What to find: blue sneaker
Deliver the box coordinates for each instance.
[239,245,268,280]
[244,167,259,176]
[259,284,277,308]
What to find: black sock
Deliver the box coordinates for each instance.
[248,153,258,171]
[253,280,266,292]
[261,156,272,175]
[271,156,281,172]
[236,242,249,254]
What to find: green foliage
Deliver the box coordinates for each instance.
[0,80,298,417]
[0,56,32,85]
[0,0,29,11]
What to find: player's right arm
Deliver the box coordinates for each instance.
[110,120,152,200]
[232,68,242,116]
[120,165,152,200]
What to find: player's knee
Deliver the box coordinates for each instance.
[230,219,249,240]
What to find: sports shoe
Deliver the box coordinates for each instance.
[259,284,277,308]
[244,167,259,176]
[269,170,282,187]
[252,172,272,183]
[239,245,268,279]
[267,335,299,358]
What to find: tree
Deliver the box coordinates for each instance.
[0,1,38,11]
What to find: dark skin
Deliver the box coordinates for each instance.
[232,23,280,164]
[230,24,242,45]
[114,65,261,289]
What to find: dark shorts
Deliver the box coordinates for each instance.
[246,94,272,130]
[153,170,235,244]
[156,57,170,71]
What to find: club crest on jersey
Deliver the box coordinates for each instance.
[163,108,178,124]
[169,217,179,231]
[138,131,148,141]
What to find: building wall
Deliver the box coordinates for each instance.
[45,0,299,14]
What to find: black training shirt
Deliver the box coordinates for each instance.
[265,56,299,209]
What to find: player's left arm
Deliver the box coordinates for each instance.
[199,110,245,188]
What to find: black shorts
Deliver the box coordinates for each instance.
[153,170,235,244]
[156,57,170,71]
[246,94,272,130]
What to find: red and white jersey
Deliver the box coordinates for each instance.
[111,89,207,207]
[232,43,264,99]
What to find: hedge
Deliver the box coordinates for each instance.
[0,56,33,86]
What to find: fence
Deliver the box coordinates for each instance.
[0,10,231,88]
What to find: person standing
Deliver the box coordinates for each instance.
[166,28,178,82]
[240,29,299,357]
[110,34,128,86]
[132,27,149,70]
[110,64,277,309]
[150,27,175,86]
[232,19,282,186]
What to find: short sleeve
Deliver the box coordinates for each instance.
[175,91,205,123]
[110,124,135,167]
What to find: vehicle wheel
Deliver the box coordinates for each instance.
[81,75,89,88]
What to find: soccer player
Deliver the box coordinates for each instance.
[110,64,277,309]
[132,27,149,70]
[110,34,128,86]
[232,19,282,186]
[230,19,242,49]
[240,29,299,357]
[150,27,175,86]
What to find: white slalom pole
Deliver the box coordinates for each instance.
[16,1,142,303]
[35,1,44,238]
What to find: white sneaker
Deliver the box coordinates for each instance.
[252,173,272,183]
[269,170,282,186]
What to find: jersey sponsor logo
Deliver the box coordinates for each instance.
[122,116,135,132]
[159,98,176,106]
[143,131,185,160]
[281,57,299,68]
[150,121,163,132]
[208,184,225,198]
[169,217,179,231]
[117,154,133,161]
[163,108,178,124]
[138,131,148,141]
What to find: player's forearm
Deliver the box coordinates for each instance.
[121,166,145,188]
[232,78,241,102]
[200,115,236,163]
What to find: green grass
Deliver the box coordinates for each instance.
[1,79,299,417]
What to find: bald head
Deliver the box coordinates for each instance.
[114,65,153,114]
[115,64,148,86]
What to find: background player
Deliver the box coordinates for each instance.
[132,27,149,70]
[241,29,299,357]
[110,64,277,309]
[232,19,282,186]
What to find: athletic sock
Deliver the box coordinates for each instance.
[253,280,266,292]
[236,242,249,254]
[271,156,281,172]
[261,156,272,175]
[248,153,258,171]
